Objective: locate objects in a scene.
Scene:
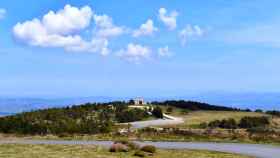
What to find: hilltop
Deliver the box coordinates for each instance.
[0,100,239,135]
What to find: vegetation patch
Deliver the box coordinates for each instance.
[140,145,157,153]
[134,150,146,157]
[109,143,129,152]
[205,116,270,129]
[0,144,253,158]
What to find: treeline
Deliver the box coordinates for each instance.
[204,116,270,129]
[0,101,151,135]
[152,100,240,111]
[266,110,280,117]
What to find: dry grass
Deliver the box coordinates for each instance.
[164,111,268,128]
[0,144,253,158]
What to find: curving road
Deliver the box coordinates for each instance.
[0,140,279,158]
[127,114,184,129]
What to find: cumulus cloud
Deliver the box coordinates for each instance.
[158,8,178,30]
[66,38,110,56]
[42,4,92,35]
[158,46,172,57]
[179,25,204,46]
[133,19,158,37]
[13,4,111,55]
[0,8,6,19]
[93,14,125,38]
[117,43,151,63]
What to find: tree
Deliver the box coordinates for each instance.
[208,120,221,128]
[166,107,173,113]
[128,99,135,105]
[219,119,238,129]
[152,107,163,118]
[255,109,263,113]
[239,116,269,129]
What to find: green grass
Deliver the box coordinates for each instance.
[0,144,253,158]
[161,110,268,128]
[0,110,277,145]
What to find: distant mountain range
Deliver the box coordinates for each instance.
[185,92,280,111]
[0,112,14,117]
[0,92,279,113]
[0,96,119,113]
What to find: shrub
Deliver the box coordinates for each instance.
[245,109,252,112]
[180,109,190,115]
[207,117,269,129]
[166,107,173,113]
[134,150,146,157]
[247,127,275,134]
[239,116,269,129]
[116,108,149,123]
[219,118,238,129]
[266,110,280,117]
[114,140,140,150]
[152,107,163,118]
[255,109,263,113]
[199,122,208,129]
[208,120,221,128]
[109,143,129,152]
[140,145,156,153]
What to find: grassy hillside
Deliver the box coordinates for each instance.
[0,102,151,135]
[177,111,267,128]
[0,144,253,158]
[0,100,241,135]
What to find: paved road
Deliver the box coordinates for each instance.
[128,114,184,129]
[0,140,279,158]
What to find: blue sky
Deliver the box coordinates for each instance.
[1,0,280,98]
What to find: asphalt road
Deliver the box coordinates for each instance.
[0,140,279,158]
[127,114,184,129]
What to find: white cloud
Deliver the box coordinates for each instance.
[13,19,82,47]
[13,4,110,55]
[66,38,110,56]
[42,4,92,35]
[117,43,151,63]
[158,8,178,30]
[179,25,204,46]
[158,46,172,57]
[0,8,6,19]
[93,14,125,38]
[133,19,158,37]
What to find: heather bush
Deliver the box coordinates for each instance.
[134,150,146,157]
[109,143,129,152]
[140,145,156,153]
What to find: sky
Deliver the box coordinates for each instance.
[1,0,280,98]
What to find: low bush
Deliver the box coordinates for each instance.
[166,107,173,114]
[140,145,156,153]
[208,120,221,128]
[152,107,163,118]
[207,116,270,129]
[220,118,238,129]
[266,110,280,117]
[114,140,140,150]
[198,122,208,129]
[247,127,276,134]
[109,143,129,152]
[255,109,263,113]
[134,150,146,157]
[239,116,269,129]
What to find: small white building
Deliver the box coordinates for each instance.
[128,97,153,111]
[133,97,145,105]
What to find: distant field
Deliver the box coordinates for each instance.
[0,144,253,158]
[161,110,268,128]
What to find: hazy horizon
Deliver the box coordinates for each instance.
[1,91,280,113]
